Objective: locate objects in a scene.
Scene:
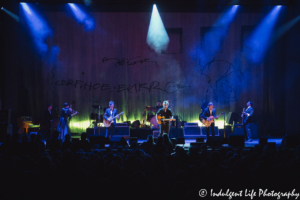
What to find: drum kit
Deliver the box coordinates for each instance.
[141,105,159,129]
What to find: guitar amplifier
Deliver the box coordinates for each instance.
[183,123,200,138]
[93,127,106,136]
[116,123,128,127]
[201,126,220,137]
[114,126,130,139]
[233,124,244,135]
[233,123,258,138]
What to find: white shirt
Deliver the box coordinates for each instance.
[246,106,251,116]
[209,109,212,115]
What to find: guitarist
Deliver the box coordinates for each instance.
[156,101,173,137]
[104,101,119,138]
[241,101,254,142]
[201,102,218,139]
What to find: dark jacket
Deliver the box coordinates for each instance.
[201,108,216,120]
[104,108,118,125]
[243,106,254,123]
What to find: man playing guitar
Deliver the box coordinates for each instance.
[241,101,254,142]
[156,101,175,137]
[201,102,219,139]
[104,101,119,138]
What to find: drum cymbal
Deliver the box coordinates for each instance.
[145,106,155,111]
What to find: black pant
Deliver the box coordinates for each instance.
[206,122,215,138]
[243,121,251,140]
[159,122,170,136]
[106,123,116,138]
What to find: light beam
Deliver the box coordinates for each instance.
[244,6,282,63]
[146,4,169,54]
[68,3,95,31]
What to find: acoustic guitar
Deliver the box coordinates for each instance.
[201,112,224,127]
[103,112,124,127]
[156,116,176,125]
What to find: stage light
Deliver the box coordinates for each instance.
[244,6,282,63]
[1,7,20,22]
[272,14,300,43]
[83,0,92,6]
[199,5,239,66]
[68,3,95,31]
[146,4,169,54]
[20,3,52,53]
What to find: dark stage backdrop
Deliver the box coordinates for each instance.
[18,10,266,134]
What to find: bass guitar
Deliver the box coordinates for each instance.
[201,112,224,127]
[103,112,124,127]
[156,116,176,125]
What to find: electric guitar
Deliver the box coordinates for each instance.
[156,116,176,125]
[201,112,224,127]
[241,108,245,125]
[103,112,124,127]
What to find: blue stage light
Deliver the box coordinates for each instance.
[146,4,169,54]
[1,7,20,22]
[68,3,95,31]
[198,5,239,66]
[20,3,53,53]
[244,6,282,63]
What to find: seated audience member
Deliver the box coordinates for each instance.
[28,133,40,158]
[46,130,62,152]
[162,133,173,153]
[76,133,90,152]
[151,136,166,156]
[140,134,155,155]
[62,134,75,152]
[37,134,45,153]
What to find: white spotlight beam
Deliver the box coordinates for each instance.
[146,4,169,54]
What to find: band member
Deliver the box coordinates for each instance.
[201,102,219,138]
[57,103,72,140]
[104,101,119,138]
[43,104,53,138]
[156,101,174,137]
[241,101,254,142]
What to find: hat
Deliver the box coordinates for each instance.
[64,103,69,106]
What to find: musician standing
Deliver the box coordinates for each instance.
[104,101,119,138]
[57,103,72,140]
[43,104,53,139]
[241,101,254,142]
[201,102,218,138]
[156,101,173,137]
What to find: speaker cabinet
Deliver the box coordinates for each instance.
[183,124,200,138]
[201,126,220,137]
